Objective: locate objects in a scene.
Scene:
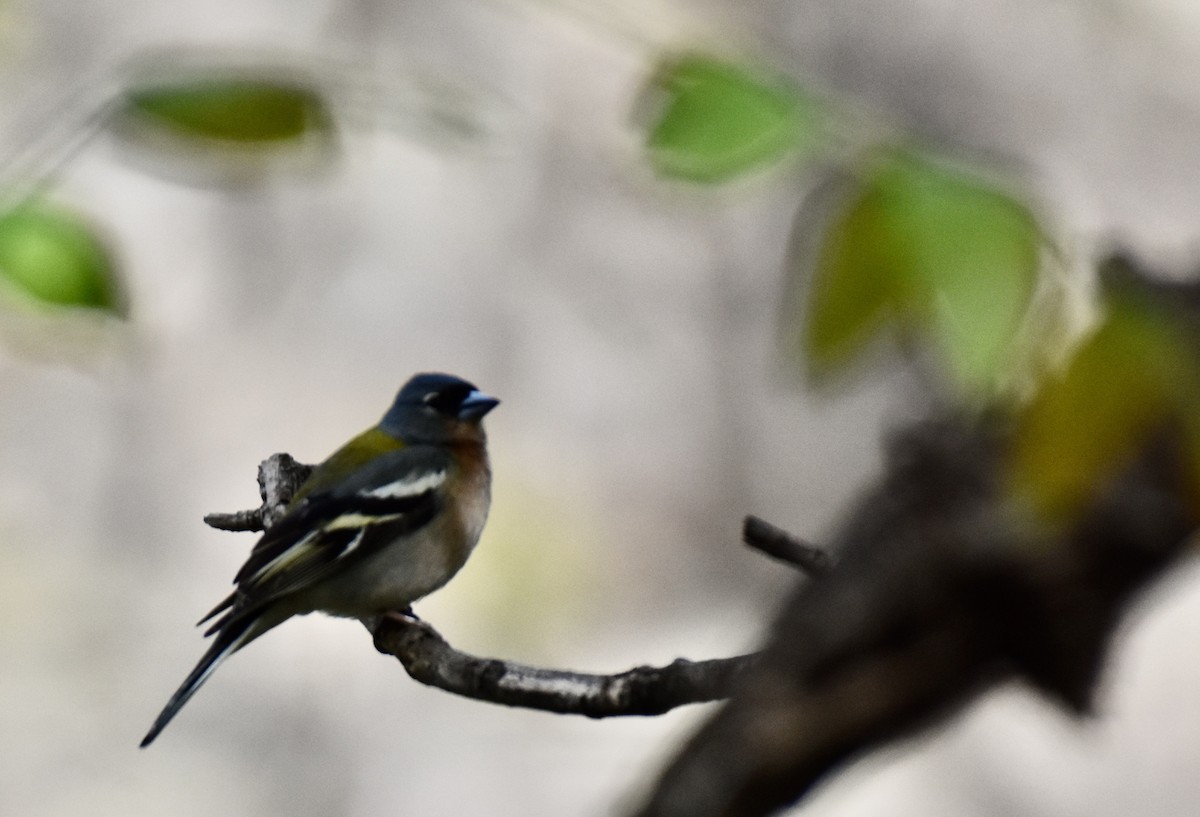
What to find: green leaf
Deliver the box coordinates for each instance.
[1010,294,1200,520]
[0,206,120,313]
[645,54,818,183]
[125,78,331,144]
[803,152,1041,391]
[803,181,908,374]
[884,158,1041,388]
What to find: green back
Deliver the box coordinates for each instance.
[289,426,406,505]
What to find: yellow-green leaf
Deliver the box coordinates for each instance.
[804,180,910,375]
[1010,294,1200,520]
[644,54,819,183]
[125,78,331,144]
[0,206,120,313]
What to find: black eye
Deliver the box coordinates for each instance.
[422,385,470,415]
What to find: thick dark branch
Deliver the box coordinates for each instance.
[631,417,1199,817]
[369,612,759,717]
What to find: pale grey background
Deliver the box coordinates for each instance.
[2,1,1200,815]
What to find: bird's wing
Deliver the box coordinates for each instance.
[145,445,451,748]
[200,445,451,630]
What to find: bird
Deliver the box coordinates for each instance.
[141,372,499,747]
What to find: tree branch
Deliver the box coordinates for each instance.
[203,453,313,531]
[630,416,1198,817]
[743,515,833,576]
[369,612,759,716]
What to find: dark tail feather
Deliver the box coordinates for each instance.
[140,615,257,748]
[196,590,236,628]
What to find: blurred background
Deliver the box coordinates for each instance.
[3,0,1200,815]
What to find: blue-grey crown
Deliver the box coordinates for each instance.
[381,372,499,434]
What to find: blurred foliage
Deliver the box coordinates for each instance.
[3,40,1194,545]
[643,54,822,183]
[636,54,1044,394]
[1010,290,1200,521]
[124,77,332,145]
[0,204,121,314]
[634,48,1200,543]
[801,150,1042,393]
[112,70,337,186]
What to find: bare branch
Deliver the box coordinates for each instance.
[202,453,312,532]
[743,515,832,576]
[369,612,759,717]
[202,508,266,532]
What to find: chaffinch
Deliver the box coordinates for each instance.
[141,372,499,747]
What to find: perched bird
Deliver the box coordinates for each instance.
[141,373,499,747]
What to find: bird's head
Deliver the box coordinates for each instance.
[380,373,500,443]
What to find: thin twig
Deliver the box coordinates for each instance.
[202,508,266,532]
[743,515,833,576]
